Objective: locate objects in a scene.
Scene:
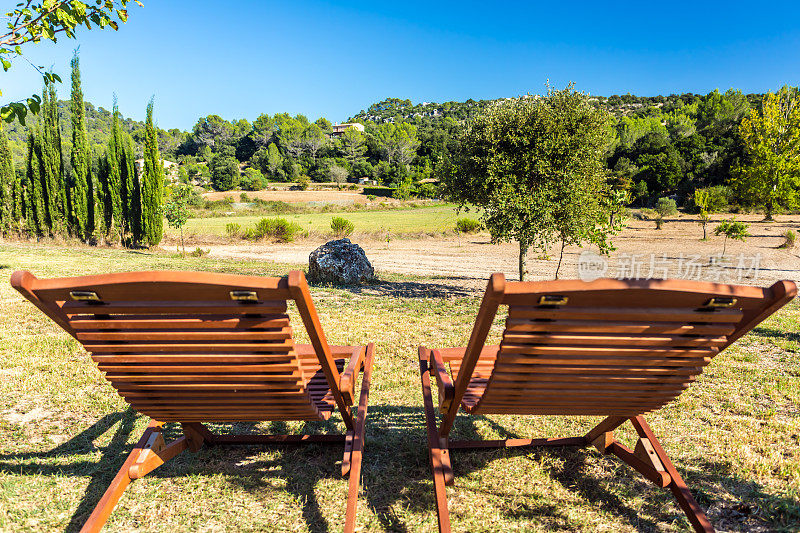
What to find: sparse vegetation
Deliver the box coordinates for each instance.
[330,216,354,237]
[714,218,750,255]
[244,217,304,242]
[455,217,481,233]
[779,229,796,249]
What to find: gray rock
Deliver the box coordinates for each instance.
[308,238,375,285]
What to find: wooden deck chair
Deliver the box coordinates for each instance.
[11,269,374,533]
[418,274,796,533]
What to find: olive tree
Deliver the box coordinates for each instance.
[442,85,616,280]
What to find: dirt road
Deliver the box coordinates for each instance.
[198,215,800,288]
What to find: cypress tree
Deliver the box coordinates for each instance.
[97,152,113,233]
[25,130,46,236]
[70,51,92,239]
[12,166,24,224]
[106,98,123,239]
[142,98,164,246]
[120,132,137,244]
[0,125,13,234]
[41,80,65,234]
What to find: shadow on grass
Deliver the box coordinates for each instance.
[1,406,799,532]
[312,278,477,299]
[751,326,800,344]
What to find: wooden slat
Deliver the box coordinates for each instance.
[92,354,296,363]
[505,319,736,335]
[69,316,291,330]
[62,300,287,315]
[507,306,743,323]
[501,333,727,347]
[84,341,295,353]
[498,345,717,358]
[77,328,291,342]
[98,363,301,373]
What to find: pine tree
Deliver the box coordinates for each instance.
[25,130,46,235]
[142,98,164,246]
[70,51,92,239]
[0,125,13,234]
[41,79,65,234]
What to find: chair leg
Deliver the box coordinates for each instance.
[344,343,375,533]
[80,420,192,533]
[419,353,452,533]
[630,416,714,533]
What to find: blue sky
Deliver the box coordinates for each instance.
[3,1,800,130]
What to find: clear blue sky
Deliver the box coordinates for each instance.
[4,1,800,130]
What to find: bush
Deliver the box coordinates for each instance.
[239,192,249,202]
[363,186,395,198]
[189,247,209,257]
[366,194,377,201]
[330,216,355,238]
[654,197,678,229]
[456,217,481,233]
[245,217,304,242]
[225,223,242,238]
[779,229,797,249]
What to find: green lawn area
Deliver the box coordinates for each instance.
[174,204,470,237]
[0,242,798,531]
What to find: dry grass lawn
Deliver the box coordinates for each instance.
[0,242,798,532]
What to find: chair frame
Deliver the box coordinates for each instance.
[419,273,797,533]
[12,269,374,533]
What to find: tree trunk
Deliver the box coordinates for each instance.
[180,227,185,256]
[518,241,528,281]
[555,238,566,280]
[722,235,728,256]
[702,220,707,240]
[764,200,774,221]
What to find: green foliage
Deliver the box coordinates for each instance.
[366,194,376,201]
[189,247,209,257]
[653,197,678,230]
[779,229,796,249]
[393,177,415,200]
[714,217,749,255]
[732,86,800,219]
[363,186,395,198]
[164,183,191,254]
[442,85,616,280]
[25,129,46,235]
[1,1,139,125]
[296,175,310,191]
[69,50,92,239]
[225,222,242,238]
[455,217,480,233]
[244,217,303,242]
[330,216,354,237]
[41,79,64,233]
[240,167,265,191]
[142,98,164,246]
[209,153,239,191]
[0,125,13,233]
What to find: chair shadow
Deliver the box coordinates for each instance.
[2,405,798,531]
[312,278,476,299]
[750,326,800,344]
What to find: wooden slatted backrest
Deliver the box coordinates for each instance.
[11,270,351,425]
[448,276,796,422]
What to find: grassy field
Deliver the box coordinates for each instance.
[173,204,469,238]
[0,242,798,532]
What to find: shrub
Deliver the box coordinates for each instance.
[363,186,395,198]
[779,229,797,249]
[456,217,481,233]
[654,197,678,229]
[225,223,242,238]
[245,217,304,242]
[714,218,749,255]
[330,216,354,238]
[296,175,310,191]
[189,247,209,257]
[366,194,377,201]
[239,192,249,202]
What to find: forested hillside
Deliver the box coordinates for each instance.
[0,88,774,207]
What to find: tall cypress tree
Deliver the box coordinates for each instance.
[70,51,92,239]
[25,130,46,236]
[106,98,123,239]
[142,98,164,246]
[41,79,65,234]
[121,135,142,244]
[0,125,13,234]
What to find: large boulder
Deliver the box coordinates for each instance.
[308,238,375,285]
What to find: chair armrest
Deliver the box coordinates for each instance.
[339,346,365,405]
[430,349,455,412]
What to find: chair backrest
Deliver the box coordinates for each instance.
[454,276,796,418]
[11,270,351,424]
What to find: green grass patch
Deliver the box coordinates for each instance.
[0,242,798,531]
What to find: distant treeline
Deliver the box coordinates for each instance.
[0,87,776,208]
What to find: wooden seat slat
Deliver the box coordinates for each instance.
[83,342,295,353]
[498,345,717,358]
[502,333,727,347]
[63,301,288,315]
[77,328,292,342]
[505,319,736,335]
[507,306,744,323]
[92,354,297,363]
[69,316,291,330]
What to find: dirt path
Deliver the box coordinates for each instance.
[199,215,800,289]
